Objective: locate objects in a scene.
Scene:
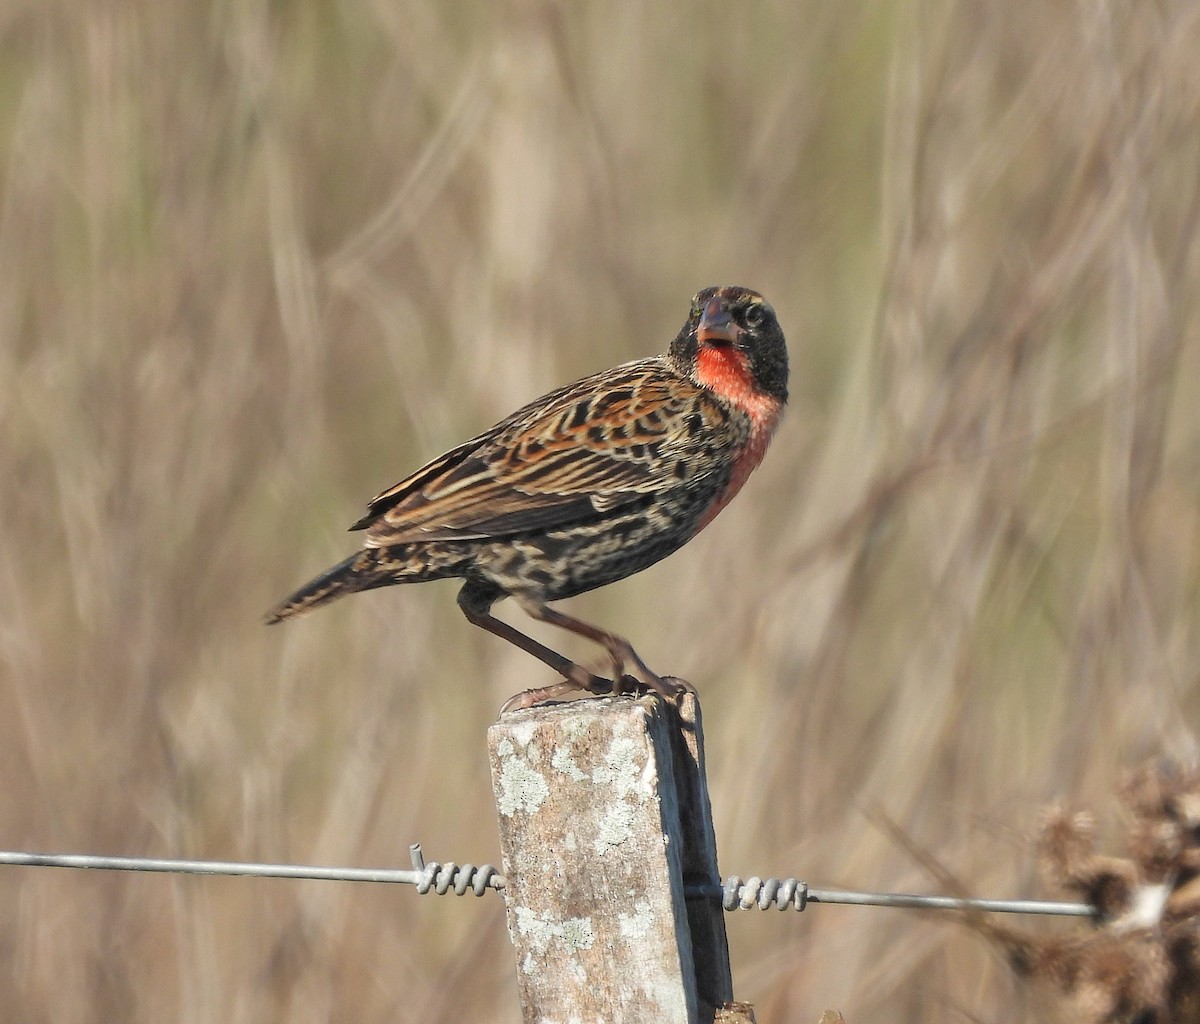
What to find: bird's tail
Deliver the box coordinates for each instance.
[265,548,408,624]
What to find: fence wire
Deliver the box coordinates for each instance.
[0,846,1096,918]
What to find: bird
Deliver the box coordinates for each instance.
[266,285,788,709]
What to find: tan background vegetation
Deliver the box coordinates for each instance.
[1,1,1198,1021]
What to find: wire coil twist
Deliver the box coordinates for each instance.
[723,875,809,911]
[409,844,500,897]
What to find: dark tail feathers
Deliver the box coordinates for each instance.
[265,549,394,624]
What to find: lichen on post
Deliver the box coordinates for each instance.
[488,692,733,1023]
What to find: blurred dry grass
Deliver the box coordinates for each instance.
[0,1,1198,1021]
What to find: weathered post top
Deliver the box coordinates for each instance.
[488,691,734,1024]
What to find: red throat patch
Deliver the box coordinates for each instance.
[693,346,780,431]
[692,344,784,532]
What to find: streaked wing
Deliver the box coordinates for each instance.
[349,433,496,530]
[360,359,711,545]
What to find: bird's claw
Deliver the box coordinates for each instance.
[657,675,693,700]
[498,680,583,713]
[593,672,684,701]
[498,671,693,715]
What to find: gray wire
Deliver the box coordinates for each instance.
[0,849,1095,917]
[805,888,1095,917]
[695,875,1096,917]
[0,846,503,896]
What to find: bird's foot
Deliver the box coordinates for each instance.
[599,643,688,703]
[610,672,688,702]
[579,668,689,702]
[498,665,616,713]
[498,670,690,715]
[657,675,694,699]
[499,680,587,713]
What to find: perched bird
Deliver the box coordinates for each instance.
[266,285,788,708]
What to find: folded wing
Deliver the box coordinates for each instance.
[353,359,718,545]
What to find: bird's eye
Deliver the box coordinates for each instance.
[743,304,765,328]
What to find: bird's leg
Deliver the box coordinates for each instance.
[457,583,614,711]
[515,598,687,701]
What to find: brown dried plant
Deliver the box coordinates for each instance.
[980,762,1200,1023]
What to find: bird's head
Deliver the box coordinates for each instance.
[670,286,789,410]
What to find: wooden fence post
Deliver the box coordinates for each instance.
[488,691,740,1023]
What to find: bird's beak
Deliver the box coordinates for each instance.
[697,298,742,346]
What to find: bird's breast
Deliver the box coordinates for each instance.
[689,368,784,535]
